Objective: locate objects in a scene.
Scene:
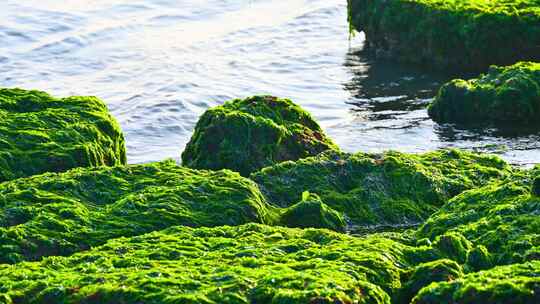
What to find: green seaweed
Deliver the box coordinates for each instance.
[412,261,540,303]
[417,167,540,265]
[428,61,540,124]
[252,149,510,230]
[0,161,277,263]
[397,259,463,304]
[0,223,449,304]
[181,95,338,176]
[347,0,540,71]
[279,192,346,232]
[0,88,126,181]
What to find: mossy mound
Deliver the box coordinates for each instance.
[429,62,540,124]
[0,223,452,304]
[398,259,463,304]
[252,149,510,230]
[412,261,540,303]
[181,95,338,176]
[0,88,126,181]
[348,0,540,71]
[417,167,540,265]
[279,192,346,232]
[0,161,276,264]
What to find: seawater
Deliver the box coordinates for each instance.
[1,0,539,165]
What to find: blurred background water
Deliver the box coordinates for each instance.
[1,0,539,165]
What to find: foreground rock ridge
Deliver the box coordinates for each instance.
[0,90,539,303]
[0,88,126,182]
[348,0,540,72]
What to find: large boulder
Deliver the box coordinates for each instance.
[252,149,511,230]
[429,62,540,124]
[181,95,338,176]
[417,166,540,265]
[0,88,126,181]
[0,160,275,263]
[348,0,540,72]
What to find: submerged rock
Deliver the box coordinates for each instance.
[417,166,540,265]
[0,88,126,181]
[429,62,540,124]
[412,261,540,303]
[348,0,540,72]
[182,95,338,176]
[252,149,511,230]
[0,223,458,304]
[0,160,276,263]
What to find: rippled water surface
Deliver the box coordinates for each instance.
[1,0,539,165]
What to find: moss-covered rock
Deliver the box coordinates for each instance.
[0,88,126,181]
[398,259,463,304]
[412,261,540,303]
[279,192,346,232]
[252,149,510,230]
[0,224,441,304]
[348,0,540,72]
[181,95,338,176]
[428,62,540,124]
[417,167,540,265]
[0,161,277,264]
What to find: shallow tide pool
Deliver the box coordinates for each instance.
[1,0,539,165]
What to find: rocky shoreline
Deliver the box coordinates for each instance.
[0,88,539,303]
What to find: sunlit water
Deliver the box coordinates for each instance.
[1,0,539,166]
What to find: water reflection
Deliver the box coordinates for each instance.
[342,47,540,166]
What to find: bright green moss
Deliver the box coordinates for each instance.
[432,232,472,264]
[181,96,338,176]
[0,88,126,181]
[0,161,277,263]
[428,62,540,124]
[417,167,540,265]
[531,174,540,196]
[0,224,441,304]
[466,245,492,271]
[397,259,463,304]
[279,192,346,232]
[412,261,540,303]
[348,0,540,71]
[252,149,510,231]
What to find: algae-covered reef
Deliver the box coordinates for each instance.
[182,95,338,176]
[413,261,540,303]
[252,149,511,229]
[0,88,126,181]
[347,0,540,71]
[0,223,463,304]
[428,61,540,124]
[417,167,540,266]
[0,161,275,264]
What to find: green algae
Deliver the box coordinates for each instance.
[279,192,346,232]
[417,167,540,266]
[398,259,463,304]
[412,261,540,303]
[181,95,338,176]
[0,88,126,181]
[348,0,540,71]
[0,223,452,304]
[429,61,540,124]
[252,149,511,230]
[0,161,277,264]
